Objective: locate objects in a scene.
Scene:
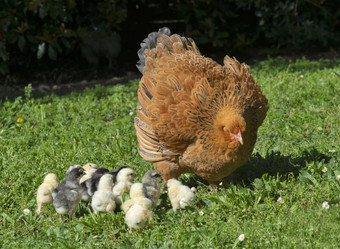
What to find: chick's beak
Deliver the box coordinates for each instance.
[232,128,243,145]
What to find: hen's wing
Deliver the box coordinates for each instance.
[135,34,221,161]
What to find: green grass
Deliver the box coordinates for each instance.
[0,57,339,248]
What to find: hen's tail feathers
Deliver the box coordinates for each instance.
[136,27,171,73]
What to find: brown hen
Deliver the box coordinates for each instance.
[135,27,268,183]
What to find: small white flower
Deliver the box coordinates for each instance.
[129,109,134,116]
[337,175,340,180]
[180,198,185,204]
[23,208,30,215]
[238,234,245,241]
[55,142,58,145]
[322,167,327,173]
[300,75,304,78]
[277,197,284,203]
[219,182,223,186]
[38,167,40,170]
[199,210,204,216]
[190,187,196,192]
[322,201,329,209]
[328,149,336,153]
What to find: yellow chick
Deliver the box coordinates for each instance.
[112,167,137,207]
[122,183,153,230]
[167,179,195,212]
[36,173,58,214]
[91,174,116,214]
[82,163,98,171]
[79,167,98,184]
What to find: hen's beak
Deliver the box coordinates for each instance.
[232,128,243,145]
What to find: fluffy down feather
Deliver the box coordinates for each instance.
[82,163,98,171]
[142,170,161,208]
[36,173,58,214]
[80,167,97,184]
[135,27,268,183]
[80,167,110,202]
[52,165,84,216]
[80,166,130,202]
[112,167,137,206]
[166,179,195,211]
[124,204,153,230]
[121,183,153,211]
[91,174,116,214]
[122,183,153,230]
[65,164,82,175]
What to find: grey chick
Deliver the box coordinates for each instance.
[65,164,82,175]
[52,164,81,200]
[52,165,84,217]
[142,170,162,208]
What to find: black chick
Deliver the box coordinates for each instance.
[80,166,129,202]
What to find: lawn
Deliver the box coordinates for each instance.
[0,57,339,248]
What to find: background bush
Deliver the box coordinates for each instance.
[0,0,127,75]
[0,0,339,76]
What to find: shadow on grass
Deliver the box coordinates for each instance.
[226,147,331,186]
[181,147,331,188]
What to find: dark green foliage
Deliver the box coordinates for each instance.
[0,0,339,76]
[176,0,340,50]
[252,0,340,48]
[0,0,127,75]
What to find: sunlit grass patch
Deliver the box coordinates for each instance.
[0,57,339,248]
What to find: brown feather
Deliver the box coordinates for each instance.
[135,30,268,181]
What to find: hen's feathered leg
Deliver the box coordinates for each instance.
[153,161,186,181]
